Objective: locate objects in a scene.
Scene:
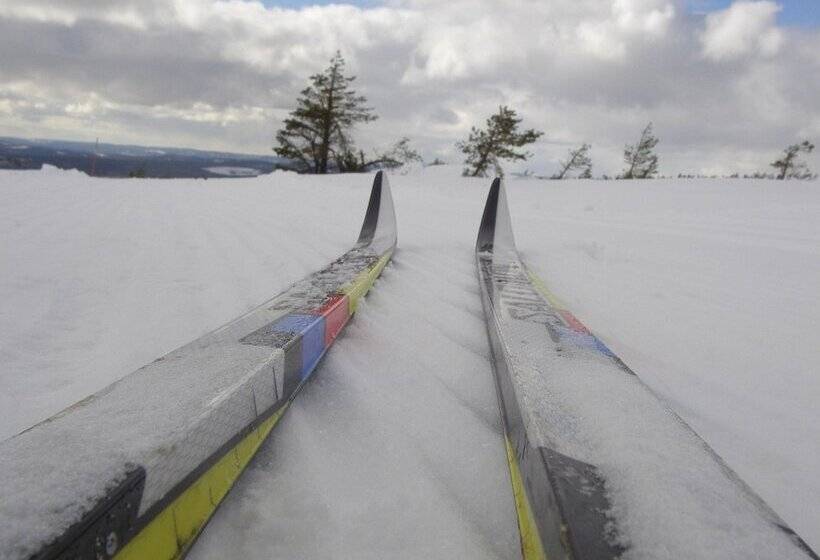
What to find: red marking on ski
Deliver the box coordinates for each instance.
[559,310,590,333]
[313,294,350,346]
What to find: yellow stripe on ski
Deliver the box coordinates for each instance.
[505,437,548,560]
[115,405,288,560]
[342,251,392,314]
[524,267,565,310]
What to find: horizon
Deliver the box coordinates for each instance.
[2,133,810,179]
[0,0,818,176]
[0,134,279,159]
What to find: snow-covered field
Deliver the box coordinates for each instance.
[0,165,817,556]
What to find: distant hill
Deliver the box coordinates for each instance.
[0,137,298,178]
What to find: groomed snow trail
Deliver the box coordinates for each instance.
[189,170,521,558]
[191,247,519,559]
[1,166,818,555]
[0,167,353,440]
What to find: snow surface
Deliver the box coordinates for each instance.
[0,165,818,556]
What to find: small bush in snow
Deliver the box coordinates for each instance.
[770,141,816,180]
[335,137,423,173]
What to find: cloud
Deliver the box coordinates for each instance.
[700,1,783,61]
[576,0,676,59]
[0,0,817,176]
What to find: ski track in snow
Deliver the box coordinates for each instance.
[0,165,818,556]
[192,247,519,559]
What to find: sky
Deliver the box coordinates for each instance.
[687,0,820,26]
[0,0,818,176]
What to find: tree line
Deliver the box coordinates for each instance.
[274,53,815,181]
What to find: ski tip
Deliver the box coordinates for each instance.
[476,177,517,257]
[357,171,397,253]
[476,178,501,253]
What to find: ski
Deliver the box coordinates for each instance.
[0,172,397,560]
[475,178,817,560]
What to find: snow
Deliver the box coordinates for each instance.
[0,165,817,556]
[193,248,518,559]
[510,175,820,554]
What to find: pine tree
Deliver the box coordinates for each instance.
[552,143,592,179]
[770,141,815,180]
[274,52,376,174]
[457,106,543,177]
[622,123,659,179]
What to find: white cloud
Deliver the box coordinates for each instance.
[0,0,817,176]
[612,0,676,35]
[700,1,783,61]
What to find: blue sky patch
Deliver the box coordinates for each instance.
[687,0,818,26]
[262,0,818,27]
